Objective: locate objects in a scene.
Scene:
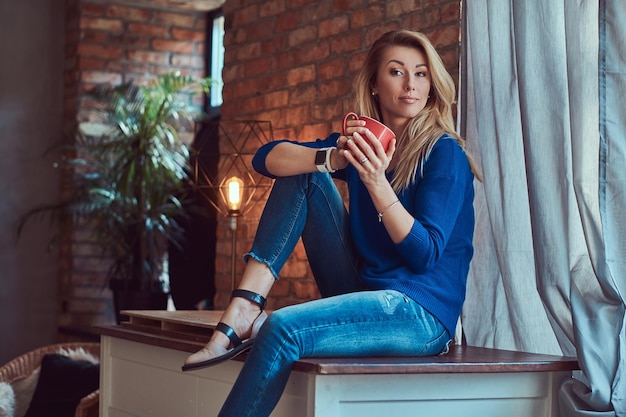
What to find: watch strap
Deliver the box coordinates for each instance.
[315,147,336,173]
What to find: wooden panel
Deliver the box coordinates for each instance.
[311,372,558,417]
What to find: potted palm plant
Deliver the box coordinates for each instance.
[20,72,210,323]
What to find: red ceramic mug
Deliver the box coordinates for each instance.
[342,112,395,152]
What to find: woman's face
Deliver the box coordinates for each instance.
[372,45,431,133]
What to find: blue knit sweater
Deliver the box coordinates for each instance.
[252,132,475,338]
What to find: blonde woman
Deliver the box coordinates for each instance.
[183,30,479,417]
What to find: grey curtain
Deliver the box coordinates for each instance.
[462,1,625,415]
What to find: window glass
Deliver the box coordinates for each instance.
[210,14,224,108]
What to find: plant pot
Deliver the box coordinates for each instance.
[111,281,169,324]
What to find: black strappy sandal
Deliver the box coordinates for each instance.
[181,289,268,372]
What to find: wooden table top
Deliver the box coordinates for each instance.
[95,310,580,375]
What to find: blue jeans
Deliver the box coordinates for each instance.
[218,173,450,417]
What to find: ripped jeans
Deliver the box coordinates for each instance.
[218,173,450,417]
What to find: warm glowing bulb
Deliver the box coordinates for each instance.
[225,176,244,212]
[228,180,240,205]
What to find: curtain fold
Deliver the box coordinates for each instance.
[463,1,625,415]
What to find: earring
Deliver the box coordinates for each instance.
[371,91,376,96]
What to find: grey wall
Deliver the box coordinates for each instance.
[0,0,65,363]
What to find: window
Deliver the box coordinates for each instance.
[209,13,224,108]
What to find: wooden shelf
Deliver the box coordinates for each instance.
[96,310,579,375]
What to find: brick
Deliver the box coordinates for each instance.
[222,62,244,83]
[81,3,105,16]
[117,33,150,49]
[194,18,207,31]
[286,64,316,85]
[106,5,151,21]
[236,41,262,60]
[77,44,123,60]
[260,0,285,17]
[154,11,196,28]
[152,39,195,54]
[229,78,260,99]
[332,0,352,12]
[263,90,289,109]
[297,41,329,64]
[364,23,400,47]
[428,25,460,49]
[405,8,441,31]
[386,0,422,18]
[197,42,205,56]
[441,2,460,23]
[81,30,108,44]
[288,84,318,105]
[439,48,459,75]
[261,36,288,56]
[244,20,276,41]
[310,101,343,123]
[81,71,122,85]
[293,280,320,300]
[317,78,353,100]
[287,25,317,47]
[281,257,309,278]
[171,27,206,42]
[317,56,346,80]
[292,241,307,260]
[318,15,349,38]
[271,279,291,297]
[232,4,259,26]
[127,50,170,65]
[106,61,149,76]
[274,50,296,70]
[79,17,123,32]
[244,57,273,77]
[299,122,334,140]
[127,22,169,38]
[254,108,282,125]
[352,5,385,28]
[329,32,362,54]
[281,104,311,126]
[298,2,332,24]
[275,10,300,32]
[348,51,368,74]
[77,57,106,70]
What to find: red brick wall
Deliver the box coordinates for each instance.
[214,0,462,310]
[61,0,208,328]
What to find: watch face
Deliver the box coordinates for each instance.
[315,149,326,165]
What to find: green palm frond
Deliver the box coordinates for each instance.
[19,72,211,291]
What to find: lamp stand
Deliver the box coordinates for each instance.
[228,212,239,292]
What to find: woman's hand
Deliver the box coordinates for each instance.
[332,118,365,171]
[339,121,397,188]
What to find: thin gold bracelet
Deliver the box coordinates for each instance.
[377,199,400,222]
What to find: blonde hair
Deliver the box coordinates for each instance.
[354,30,481,191]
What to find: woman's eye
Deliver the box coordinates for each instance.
[416,71,427,77]
[391,69,404,76]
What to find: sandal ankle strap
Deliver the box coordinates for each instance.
[231,289,267,311]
